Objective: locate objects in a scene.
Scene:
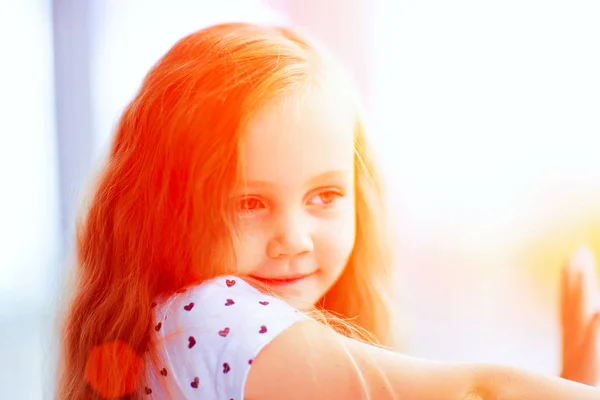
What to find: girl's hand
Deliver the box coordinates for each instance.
[560,246,600,386]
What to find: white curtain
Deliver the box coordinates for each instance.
[0,1,60,399]
[372,0,600,373]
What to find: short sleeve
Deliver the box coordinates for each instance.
[144,275,308,399]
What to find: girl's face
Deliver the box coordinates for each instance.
[231,85,357,309]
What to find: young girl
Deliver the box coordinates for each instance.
[55,22,600,399]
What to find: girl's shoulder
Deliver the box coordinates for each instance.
[152,275,306,337]
[145,275,307,399]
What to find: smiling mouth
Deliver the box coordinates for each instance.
[249,273,313,286]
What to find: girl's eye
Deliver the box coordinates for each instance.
[308,190,343,206]
[237,197,266,214]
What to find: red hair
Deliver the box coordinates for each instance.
[55,23,396,399]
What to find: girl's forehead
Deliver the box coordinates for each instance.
[240,85,355,186]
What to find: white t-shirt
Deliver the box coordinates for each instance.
[143,275,307,399]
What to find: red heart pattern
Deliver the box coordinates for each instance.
[219,327,230,337]
[223,362,231,374]
[145,277,302,399]
[191,376,199,389]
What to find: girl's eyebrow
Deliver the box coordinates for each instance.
[305,169,352,186]
[243,169,352,189]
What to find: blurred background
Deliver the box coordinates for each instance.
[1,0,599,398]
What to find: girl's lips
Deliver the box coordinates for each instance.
[250,273,312,286]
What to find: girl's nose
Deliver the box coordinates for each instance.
[266,212,314,259]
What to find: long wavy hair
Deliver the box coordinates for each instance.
[55,22,397,399]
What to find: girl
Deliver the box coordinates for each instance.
[55,22,600,399]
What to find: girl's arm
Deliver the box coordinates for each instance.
[560,247,600,386]
[245,319,600,400]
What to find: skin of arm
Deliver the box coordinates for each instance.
[245,320,600,400]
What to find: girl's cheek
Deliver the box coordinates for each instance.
[232,230,266,272]
[316,214,356,252]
